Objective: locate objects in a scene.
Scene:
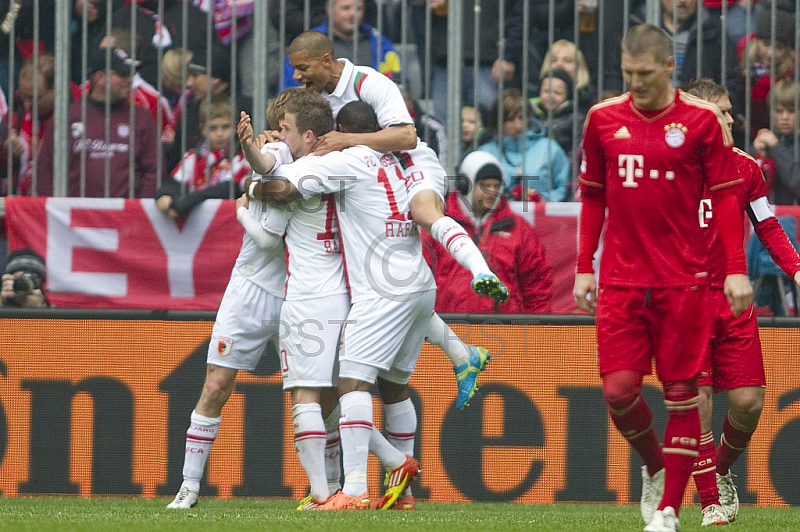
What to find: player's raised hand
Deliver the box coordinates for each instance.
[724,273,754,317]
[237,111,254,149]
[238,112,278,175]
[573,273,597,315]
[312,131,352,156]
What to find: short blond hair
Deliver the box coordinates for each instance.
[622,24,673,65]
[773,79,800,111]
[266,87,306,129]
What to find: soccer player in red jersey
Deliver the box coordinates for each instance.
[573,25,753,532]
[684,78,800,526]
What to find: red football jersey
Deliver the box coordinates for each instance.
[703,148,800,287]
[580,90,740,287]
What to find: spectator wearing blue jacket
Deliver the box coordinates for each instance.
[281,0,400,91]
[477,89,570,203]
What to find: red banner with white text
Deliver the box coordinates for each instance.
[5,197,243,309]
[9,197,796,312]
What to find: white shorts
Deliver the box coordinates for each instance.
[339,289,436,383]
[207,269,283,371]
[279,293,351,389]
[399,143,446,202]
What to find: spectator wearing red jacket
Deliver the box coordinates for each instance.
[423,151,553,314]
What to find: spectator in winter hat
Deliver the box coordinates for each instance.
[422,151,553,314]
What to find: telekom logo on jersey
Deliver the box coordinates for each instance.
[617,154,675,187]
[617,155,715,228]
[44,198,221,298]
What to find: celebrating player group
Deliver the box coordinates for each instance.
[165,22,800,527]
[166,30,508,512]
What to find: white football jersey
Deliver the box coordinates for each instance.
[324,59,445,196]
[233,142,293,297]
[324,59,413,127]
[267,157,347,301]
[281,147,435,303]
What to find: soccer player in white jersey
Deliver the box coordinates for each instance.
[238,88,349,509]
[287,30,497,410]
[250,100,435,510]
[165,131,294,510]
[243,90,431,511]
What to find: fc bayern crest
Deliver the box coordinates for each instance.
[664,122,688,148]
[218,336,234,357]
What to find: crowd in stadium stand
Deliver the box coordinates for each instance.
[0,0,799,314]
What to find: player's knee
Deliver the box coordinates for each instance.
[729,387,765,420]
[199,375,235,409]
[662,379,700,419]
[410,190,444,232]
[291,387,322,405]
[377,377,409,404]
[602,370,643,411]
[662,379,699,403]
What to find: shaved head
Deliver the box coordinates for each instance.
[288,31,334,59]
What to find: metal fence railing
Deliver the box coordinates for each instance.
[0,0,796,211]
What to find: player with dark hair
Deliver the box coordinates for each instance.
[683,77,800,526]
[249,99,434,510]
[284,30,500,412]
[573,24,752,532]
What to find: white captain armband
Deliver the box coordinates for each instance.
[749,196,775,223]
[248,180,258,199]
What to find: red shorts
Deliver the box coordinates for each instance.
[698,289,766,391]
[596,285,712,382]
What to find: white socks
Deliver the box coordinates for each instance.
[430,216,491,277]
[426,313,471,367]
[369,426,407,470]
[181,410,221,493]
[323,405,342,495]
[384,399,416,457]
[292,403,329,502]
[339,391,373,496]
[384,399,417,497]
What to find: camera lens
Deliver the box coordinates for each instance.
[12,275,34,295]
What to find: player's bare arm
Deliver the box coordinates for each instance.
[795,271,800,287]
[312,124,416,156]
[573,273,597,315]
[248,178,300,204]
[723,274,754,318]
[237,111,277,175]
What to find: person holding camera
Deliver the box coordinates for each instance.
[1,248,49,308]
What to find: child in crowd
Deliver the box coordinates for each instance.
[531,69,585,161]
[738,1,797,137]
[477,88,570,202]
[753,79,800,205]
[538,39,595,112]
[156,94,251,218]
[460,105,486,159]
